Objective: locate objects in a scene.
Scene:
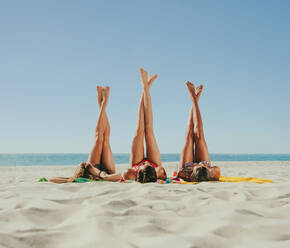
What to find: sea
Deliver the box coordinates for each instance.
[0,153,289,166]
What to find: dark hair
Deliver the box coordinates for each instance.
[195,166,210,182]
[136,164,157,183]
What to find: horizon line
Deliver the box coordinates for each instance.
[0,153,290,155]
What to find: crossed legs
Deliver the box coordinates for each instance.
[93,86,115,174]
[179,82,210,169]
[87,86,109,166]
[87,86,119,179]
[129,68,161,167]
[50,86,120,183]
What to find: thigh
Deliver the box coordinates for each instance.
[180,136,194,169]
[194,139,210,163]
[130,133,145,167]
[101,141,116,174]
[145,132,162,167]
[88,138,103,165]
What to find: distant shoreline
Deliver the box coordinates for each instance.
[1,153,290,166]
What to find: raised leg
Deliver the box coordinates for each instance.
[129,71,157,167]
[129,92,145,167]
[179,85,203,169]
[87,86,110,165]
[96,86,110,133]
[179,107,194,169]
[186,82,210,163]
[98,89,116,174]
[140,68,162,167]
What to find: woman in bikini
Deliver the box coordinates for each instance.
[50,86,121,183]
[123,68,167,183]
[178,82,220,182]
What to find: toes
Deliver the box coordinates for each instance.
[186,81,195,88]
[96,86,102,94]
[186,81,197,100]
[96,86,103,103]
[102,87,106,98]
[186,81,195,92]
[140,68,148,85]
[148,74,158,87]
[196,84,203,92]
[104,86,110,97]
[196,85,203,96]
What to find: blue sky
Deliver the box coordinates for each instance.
[0,0,290,154]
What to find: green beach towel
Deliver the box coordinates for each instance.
[74,177,106,183]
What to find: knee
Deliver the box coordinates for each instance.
[135,128,144,137]
[103,137,110,146]
[94,132,104,144]
[193,131,201,141]
[185,129,193,140]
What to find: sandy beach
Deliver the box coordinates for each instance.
[1,161,290,248]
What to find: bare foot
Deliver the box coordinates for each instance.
[96,86,103,107]
[139,68,149,90]
[102,86,110,106]
[195,85,203,101]
[186,81,196,102]
[148,74,158,88]
[186,81,199,138]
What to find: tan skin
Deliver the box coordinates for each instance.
[179,82,220,181]
[124,68,167,180]
[50,86,122,183]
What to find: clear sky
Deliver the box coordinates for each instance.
[1,0,290,154]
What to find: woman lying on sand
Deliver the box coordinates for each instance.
[122,68,167,183]
[50,86,121,183]
[178,82,220,182]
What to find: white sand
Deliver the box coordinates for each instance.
[1,161,290,248]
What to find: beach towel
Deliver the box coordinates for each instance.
[39,176,273,184]
[155,176,273,184]
[219,176,273,184]
[38,177,273,184]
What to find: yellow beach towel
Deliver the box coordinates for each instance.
[219,176,273,184]
[157,176,273,184]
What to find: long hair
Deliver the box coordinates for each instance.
[136,164,157,183]
[194,166,210,182]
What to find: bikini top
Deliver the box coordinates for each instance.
[133,159,158,171]
[119,159,159,182]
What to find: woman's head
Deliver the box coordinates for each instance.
[136,164,157,183]
[191,165,210,182]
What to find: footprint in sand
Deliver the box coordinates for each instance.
[105,199,137,210]
[213,224,246,238]
[134,223,172,236]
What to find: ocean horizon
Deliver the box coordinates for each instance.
[0,153,290,166]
